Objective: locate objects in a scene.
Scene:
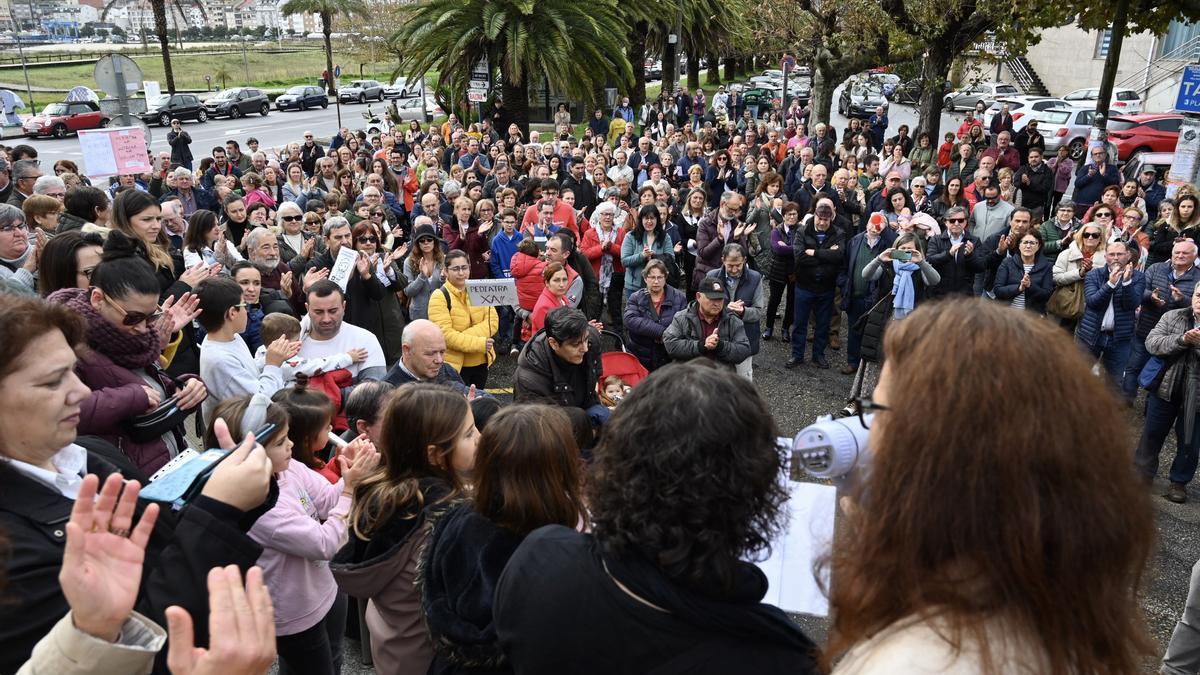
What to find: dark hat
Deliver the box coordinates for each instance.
[412,223,440,242]
[697,277,727,300]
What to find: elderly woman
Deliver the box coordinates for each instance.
[0,203,38,294]
[582,200,628,330]
[1051,221,1107,330]
[349,220,409,364]
[0,292,273,673]
[275,201,322,274]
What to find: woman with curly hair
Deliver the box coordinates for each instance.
[494,360,820,674]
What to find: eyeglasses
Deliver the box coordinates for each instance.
[853,396,889,429]
[280,214,302,222]
[446,265,470,273]
[1019,240,1039,246]
[0,222,28,233]
[81,267,96,281]
[357,235,379,243]
[1082,232,1102,239]
[945,217,966,223]
[102,295,163,327]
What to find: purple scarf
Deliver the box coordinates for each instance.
[48,288,164,369]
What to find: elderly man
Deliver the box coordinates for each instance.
[694,191,750,288]
[161,166,216,215]
[963,167,992,211]
[1073,147,1121,217]
[1076,240,1144,392]
[989,103,1014,138]
[32,176,65,202]
[362,174,405,222]
[250,152,268,176]
[1123,239,1200,402]
[664,276,752,370]
[705,243,764,379]
[300,130,324,176]
[314,157,336,192]
[383,319,477,396]
[6,159,40,207]
[980,131,1020,172]
[159,196,187,249]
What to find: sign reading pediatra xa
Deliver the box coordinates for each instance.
[467,278,517,307]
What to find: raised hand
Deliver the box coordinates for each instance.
[264,335,301,367]
[201,420,273,512]
[302,267,329,292]
[165,566,276,675]
[279,270,294,294]
[159,292,202,338]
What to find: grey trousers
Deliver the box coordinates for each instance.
[1163,557,1200,675]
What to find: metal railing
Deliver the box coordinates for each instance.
[1116,34,1200,94]
[1005,56,1042,95]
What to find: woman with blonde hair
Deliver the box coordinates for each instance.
[824,298,1155,674]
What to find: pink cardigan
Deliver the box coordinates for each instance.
[248,459,350,636]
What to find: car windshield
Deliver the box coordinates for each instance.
[852,84,881,97]
[1065,90,1094,100]
[1107,119,1141,131]
[349,81,368,88]
[41,103,68,115]
[148,95,171,108]
[210,89,238,100]
[286,86,307,95]
[1037,110,1071,124]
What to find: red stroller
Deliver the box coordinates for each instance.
[599,330,649,390]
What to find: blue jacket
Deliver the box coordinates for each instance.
[1076,266,1146,347]
[1142,179,1166,222]
[490,229,523,278]
[623,285,688,372]
[1072,163,1120,206]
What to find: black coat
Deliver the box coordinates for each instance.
[993,255,1054,315]
[514,326,603,411]
[925,232,986,297]
[793,219,846,293]
[0,439,267,674]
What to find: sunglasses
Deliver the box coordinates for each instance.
[102,295,163,327]
[280,214,302,222]
[1094,213,1113,218]
[946,218,966,223]
[357,236,379,243]
[1082,232,1102,239]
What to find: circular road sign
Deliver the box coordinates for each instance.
[94,54,142,98]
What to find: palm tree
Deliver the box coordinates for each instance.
[280,0,368,96]
[392,0,633,136]
[101,0,209,94]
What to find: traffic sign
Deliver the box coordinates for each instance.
[781,54,796,73]
[1176,65,1200,114]
[470,56,489,86]
[467,90,487,102]
[94,54,141,97]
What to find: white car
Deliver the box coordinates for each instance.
[389,96,443,123]
[1063,87,1144,114]
[383,76,426,100]
[982,96,1068,133]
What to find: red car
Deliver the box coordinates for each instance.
[23,101,110,138]
[1108,113,1183,161]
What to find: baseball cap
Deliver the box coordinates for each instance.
[697,278,726,299]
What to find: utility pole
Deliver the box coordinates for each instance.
[241,40,250,84]
[11,8,36,111]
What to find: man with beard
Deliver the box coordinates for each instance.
[244,226,308,315]
[299,280,386,382]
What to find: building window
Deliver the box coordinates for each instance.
[1095,29,1112,59]
[1161,20,1200,57]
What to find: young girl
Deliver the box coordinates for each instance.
[936,132,955,171]
[598,375,629,410]
[419,404,584,675]
[206,393,378,675]
[272,375,350,481]
[332,383,479,675]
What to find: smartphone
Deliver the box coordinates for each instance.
[892,250,913,261]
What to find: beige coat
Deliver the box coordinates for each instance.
[18,611,165,675]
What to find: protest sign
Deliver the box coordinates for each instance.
[467,278,518,307]
[78,126,151,178]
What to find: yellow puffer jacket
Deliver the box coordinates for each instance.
[427,283,498,371]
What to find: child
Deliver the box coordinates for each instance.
[256,312,368,384]
[937,132,955,170]
[207,393,378,675]
[598,375,629,411]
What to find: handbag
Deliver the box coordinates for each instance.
[1138,355,1176,392]
[1046,280,1085,320]
[123,366,198,443]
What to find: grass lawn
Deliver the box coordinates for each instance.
[18,47,399,92]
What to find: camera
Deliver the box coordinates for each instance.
[788,413,873,484]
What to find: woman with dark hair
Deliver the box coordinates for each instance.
[882,187,916,229]
[37,230,104,296]
[764,202,801,341]
[420,404,584,675]
[930,176,967,222]
[219,193,251,249]
[623,259,687,371]
[620,204,675,299]
[182,208,243,270]
[994,228,1054,315]
[349,219,408,364]
[0,293,273,674]
[47,232,205,475]
[371,158,401,196]
[671,187,707,295]
[704,150,738,209]
[494,360,819,673]
[859,232,941,328]
[332,384,478,675]
[823,299,1154,674]
[57,185,110,233]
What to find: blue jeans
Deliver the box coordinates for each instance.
[845,294,871,367]
[1087,333,1133,393]
[792,288,834,361]
[1135,394,1200,485]
[497,305,515,345]
[1122,333,1150,401]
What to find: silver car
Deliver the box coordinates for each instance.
[1033,107,1098,161]
[942,81,1020,112]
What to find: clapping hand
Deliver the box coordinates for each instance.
[301,237,316,259]
[338,435,380,491]
[165,566,276,675]
[264,335,302,367]
[303,267,329,292]
[1152,288,1166,306]
[1019,272,1031,292]
[1171,284,1185,302]
[157,292,201,342]
[704,332,720,350]
[61,474,160,643]
[279,270,294,294]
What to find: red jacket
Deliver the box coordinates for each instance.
[581,225,627,277]
[937,142,953,169]
[442,218,492,279]
[510,251,547,310]
[526,286,570,341]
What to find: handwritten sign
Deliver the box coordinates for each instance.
[467,278,518,306]
[327,246,359,291]
[78,126,150,178]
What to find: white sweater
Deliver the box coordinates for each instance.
[199,334,285,422]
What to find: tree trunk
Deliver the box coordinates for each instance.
[502,78,530,138]
[628,23,648,109]
[914,46,953,143]
[705,52,721,85]
[811,51,838,124]
[724,56,736,82]
[686,52,699,90]
[322,13,336,96]
[150,0,175,94]
[663,38,678,98]
[1094,0,1130,131]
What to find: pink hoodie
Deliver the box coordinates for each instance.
[248,458,351,636]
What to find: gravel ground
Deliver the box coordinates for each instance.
[255,319,1194,674]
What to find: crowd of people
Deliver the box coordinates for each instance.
[0,77,1196,674]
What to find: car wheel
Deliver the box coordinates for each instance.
[159,113,171,126]
[260,103,269,116]
[230,106,242,119]
[358,94,365,104]
[197,109,208,123]
[299,101,307,111]
[321,99,328,109]
[98,118,110,128]
[52,124,68,139]
[1068,138,1086,161]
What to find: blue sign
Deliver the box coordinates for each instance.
[334,65,341,77]
[1176,65,1200,114]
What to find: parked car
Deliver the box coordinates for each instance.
[338,79,384,104]
[275,85,328,111]
[139,93,206,126]
[1121,151,1173,185]
[1063,87,1144,114]
[645,60,663,81]
[1108,113,1184,161]
[384,76,425,99]
[982,96,1068,133]
[838,79,887,119]
[942,81,1020,112]
[23,101,110,138]
[389,96,443,123]
[1032,106,1097,160]
[203,87,269,119]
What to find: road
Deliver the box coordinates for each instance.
[14,82,961,172]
